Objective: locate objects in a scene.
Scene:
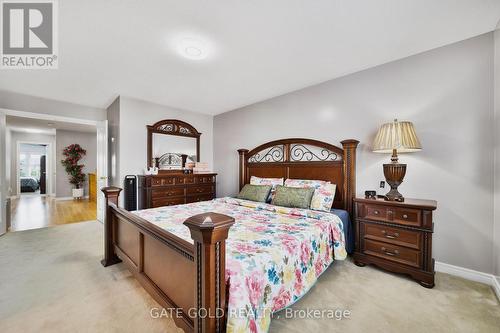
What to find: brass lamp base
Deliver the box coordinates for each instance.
[383,163,407,201]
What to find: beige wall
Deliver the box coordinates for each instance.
[214,33,495,274]
[107,96,214,205]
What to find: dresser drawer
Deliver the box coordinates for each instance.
[186,193,214,203]
[195,175,215,184]
[363,239,421,268]
[152,197,185,208]
[151,177,175,187]
[177,177,195,184]
[187,185,214,195]
[151,187,185,198]
[363,223,421,250]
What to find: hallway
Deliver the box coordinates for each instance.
[10,196,96,231]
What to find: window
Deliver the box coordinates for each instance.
[19,145,46,180]
[19,154,28,177]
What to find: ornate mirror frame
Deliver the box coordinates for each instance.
[147,119,201,170]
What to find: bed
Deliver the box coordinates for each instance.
[20,176,40,192]
[101,138,358,333]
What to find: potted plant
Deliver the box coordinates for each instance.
[61,144,87,199]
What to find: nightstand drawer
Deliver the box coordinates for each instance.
[360,204,422,227]
[363,223,421,250]
[363,239,421,268]
[363,204,390,221]
[392,207,421,227]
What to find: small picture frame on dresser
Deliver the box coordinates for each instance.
[353,197,437,288]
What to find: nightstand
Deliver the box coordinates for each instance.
[353,197,437,288]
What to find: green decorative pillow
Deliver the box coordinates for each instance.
[237,184,272,203]
[271,185,315,209]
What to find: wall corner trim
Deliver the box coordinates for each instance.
[435,261,500,301]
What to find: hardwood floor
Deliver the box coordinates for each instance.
[10,196,97,232]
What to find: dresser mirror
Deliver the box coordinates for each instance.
[147,119,201,172]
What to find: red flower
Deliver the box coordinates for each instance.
[249,319,257,333]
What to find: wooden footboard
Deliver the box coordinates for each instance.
[101,187,234,333]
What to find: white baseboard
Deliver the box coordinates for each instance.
[435,261,500,301]
[55,195,89,201]
[493,276,500,301]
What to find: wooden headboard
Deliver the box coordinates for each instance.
[237,138,359,216]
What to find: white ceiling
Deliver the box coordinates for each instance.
[7,116,96,134]
[1,0,500,115]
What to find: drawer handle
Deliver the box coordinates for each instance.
[381,247,399,256]
[381,230,400,239]
[197,188,203,192]
[373,210,379,215]
[402,214,408,219]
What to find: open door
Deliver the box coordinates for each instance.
[40,155,46,195]
[96,120,108,223]
[0,112,6,235]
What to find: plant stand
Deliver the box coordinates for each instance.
[72,188,84,199]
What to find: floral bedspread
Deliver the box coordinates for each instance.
[133,198,346,333]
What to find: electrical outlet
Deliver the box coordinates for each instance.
[380,181,385,188]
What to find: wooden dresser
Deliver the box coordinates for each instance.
[88,173,97,202]
[353,197,437,288]
[137,173,217,209]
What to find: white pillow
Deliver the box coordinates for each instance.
[250,176,284,190]
[310,183,337,212]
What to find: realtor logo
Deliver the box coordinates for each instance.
[1,0,58,69]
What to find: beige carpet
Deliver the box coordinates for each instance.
[0,222,499,333]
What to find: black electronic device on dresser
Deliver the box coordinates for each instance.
[353,197,437,288]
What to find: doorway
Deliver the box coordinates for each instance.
[0,112,108,234]
[17,143,49,197]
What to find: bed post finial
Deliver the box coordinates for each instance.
[237,149,249,191]
[341,140,359,218]
[184,212,235,333]
[101,186,122,267]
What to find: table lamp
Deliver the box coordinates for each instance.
[372,119,422,201]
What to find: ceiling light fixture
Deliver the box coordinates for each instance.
[175,37,211,60]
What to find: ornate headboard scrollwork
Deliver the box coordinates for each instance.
[157,153,188,170]
[238,138,359,217]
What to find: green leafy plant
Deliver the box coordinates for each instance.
[61,144,87,189]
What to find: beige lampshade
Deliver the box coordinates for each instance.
[373,119,422,153]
